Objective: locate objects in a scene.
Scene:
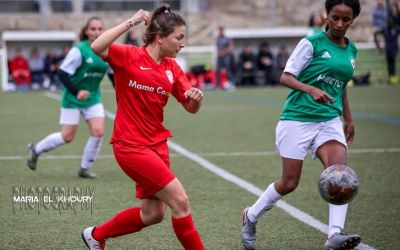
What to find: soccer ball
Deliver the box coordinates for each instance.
[318,164,359,205]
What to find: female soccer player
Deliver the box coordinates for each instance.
[27,17,111,178]
[241,1,361,249]
[82,4,204,250]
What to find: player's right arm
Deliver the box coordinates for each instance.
[58,47,89,100]
[280,38,333,104]
[91,9,150,58]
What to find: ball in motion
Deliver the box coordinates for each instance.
[318,164,359,205]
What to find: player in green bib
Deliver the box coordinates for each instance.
[27,17,112,179]
[241,1,362,250]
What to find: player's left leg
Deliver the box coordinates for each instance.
[88,198,164,243]
[156,178,204,250]
[79,104,105,178]
[317,141,360,249]
[241,158,302,250]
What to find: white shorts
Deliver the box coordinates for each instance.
[275,117,347,160]
[59,103,105,125]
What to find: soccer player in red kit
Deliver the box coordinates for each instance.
[81,4,204,250]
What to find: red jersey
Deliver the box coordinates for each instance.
[106,44,191,146]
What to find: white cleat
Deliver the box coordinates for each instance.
[82,227,105,250]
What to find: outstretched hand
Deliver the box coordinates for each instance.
[184,87,203,103]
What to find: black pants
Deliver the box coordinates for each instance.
[386,52,396,76]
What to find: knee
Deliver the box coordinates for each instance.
[145,211,165,225]
[90,129,104,138]
[171,193,190,214]
[281,179,299,194]
[62,134,74,144]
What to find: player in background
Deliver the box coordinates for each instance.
[240,0,361,249]
[82,4,204,250]
[27,17,113,178]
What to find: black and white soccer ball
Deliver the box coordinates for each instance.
[318,164,359,205]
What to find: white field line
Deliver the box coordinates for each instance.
[167,142,375,250]
[4,147,400,161]
[42,92,376,250]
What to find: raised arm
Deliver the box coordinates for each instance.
[91,9,150,58]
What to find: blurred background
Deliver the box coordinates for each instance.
[1,0,396,92]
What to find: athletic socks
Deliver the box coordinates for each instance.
[172,214,204,250]
[92,207,146,241]
[247,182,349,238]
[93,210,204,249]
[80,136,103,169]
[35,132,66,154]
[247,182,282,222]
[328,203,348,237]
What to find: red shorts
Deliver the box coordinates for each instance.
[113,140,175,199]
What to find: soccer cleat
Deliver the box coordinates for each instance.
[78,168,99,179]
[324,231,361,250]
[82,227,105,250]
[27,143,39,170]
[240,207,258,250]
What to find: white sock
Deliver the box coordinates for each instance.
[80,136,103,169]
[247,182,282,222]
[35,132,66,154]
[328,203,348,238]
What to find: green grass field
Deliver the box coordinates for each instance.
[0,84,399,250]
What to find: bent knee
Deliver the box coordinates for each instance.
[147,213,165,225]
[172,194,190,214]
[90,129,104,138]
[62,134,74,143]
[282,180,299,194]
[142,210,165,225]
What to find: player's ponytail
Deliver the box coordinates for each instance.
[143,4,185,45]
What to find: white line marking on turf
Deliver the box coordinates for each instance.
[0,155,116,160]
[42,92,375,250]
[167,141,375,250]
[4,147,400,161]
[45,91,61,100]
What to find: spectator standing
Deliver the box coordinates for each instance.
[372,0,387,51]
[390,1,400,27]
[384,17,400,85]
[257,41,275,85]
[215,26,235,90]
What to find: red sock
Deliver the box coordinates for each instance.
[93,207,146,241]
[172,214,204,250]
